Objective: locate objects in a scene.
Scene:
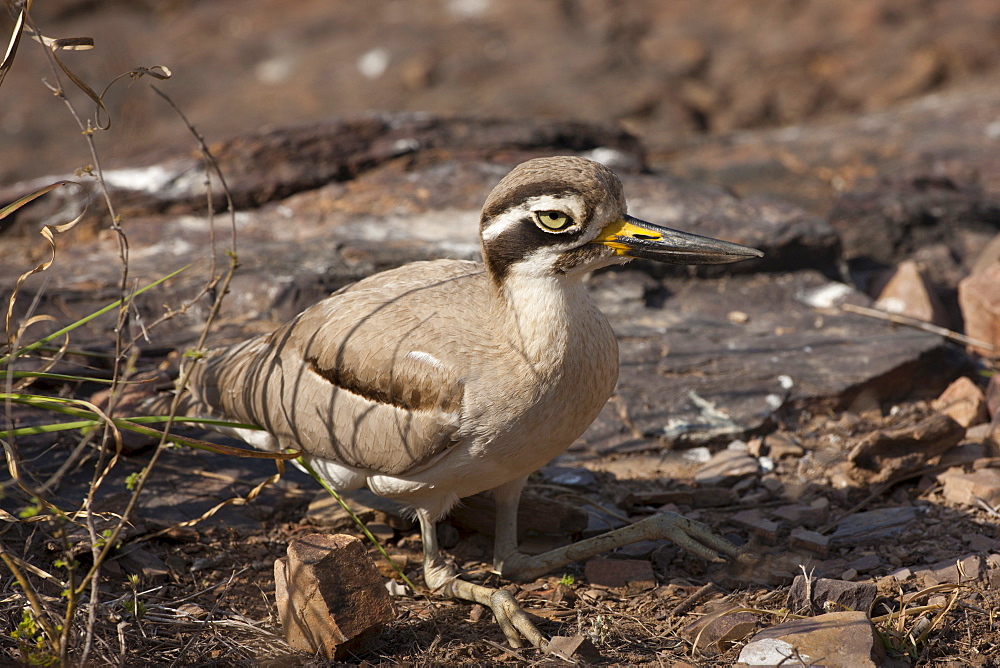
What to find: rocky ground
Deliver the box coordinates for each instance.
[2,1,1000,666]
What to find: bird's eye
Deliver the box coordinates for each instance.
[534,210,574,231]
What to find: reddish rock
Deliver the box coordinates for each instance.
[932,377,989,428]
[938,467,1000,507]
[584,558,656,590]
[971,233,1000,277]
[987,373,1000,418]
[274,533,395,658]
[958,263,1000,357]
[873,260,948,326]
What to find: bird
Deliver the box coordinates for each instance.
[173,155,763,648]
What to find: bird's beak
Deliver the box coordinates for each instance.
[590,215,764,265]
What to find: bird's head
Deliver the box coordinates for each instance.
[479,156,762,285]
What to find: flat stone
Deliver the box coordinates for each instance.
[731,509,780,543]
[965,533,1000,552]
[274,533,395,659]
[737,611,886,668]
[848,554,883,573]
[679,605,757,656]
[916,554,983,585]
[790,528,830,556]
[932,376,989,428]
[938,467,1000,507]
[772,504,828,528]
[829,506,918,546]
[600,270,961,448]
[787,576,877,614]
[584,558,656,590]
[539,464,598,488]
[694,449,760,486]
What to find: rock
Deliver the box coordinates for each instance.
[789,528,830,556]
[939,441,988,469]
[274,533,395,659]
[874,260,948,326]
[829,506,918,546]
[987,374,1000,418]
[679,604,757,656]
[915,554,983,585]
[958,262,1000,357]
[938,467,1000,507]
[933,377,989,428]
[694,449,760,486]
[447,490,588,539]
[584,558,656,590]
[730,509,779,543]
[544,635,603,663]
[848,554,883,574]
[848,412,965,484]
[764,431,805,459]
[117,547,171,583]
[737,611,886,668]
[772,504,828,528]
[787,576,877,614]
[605,270,963,449]
[965,533,1000,553]
[971,233,1000,277]
[539,464,597,488]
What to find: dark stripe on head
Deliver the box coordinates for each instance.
[307,357,460,413]
[483,216,588,283]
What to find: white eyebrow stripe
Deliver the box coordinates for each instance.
[480,209,522,242]
[406,350,446,369]
[480,194,582,242]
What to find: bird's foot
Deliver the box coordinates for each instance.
[500,510,750,583]
[426,569,545,648]
[652,510,747,564]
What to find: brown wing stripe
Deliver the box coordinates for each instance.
[306,356,460,414]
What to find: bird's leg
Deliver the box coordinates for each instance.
[492,482,746,583]
[416,507,545,649]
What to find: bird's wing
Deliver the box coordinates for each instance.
[188,260,488,475]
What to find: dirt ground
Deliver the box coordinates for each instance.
[3,385,999,665]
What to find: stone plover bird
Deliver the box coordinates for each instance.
[178,156,762,647]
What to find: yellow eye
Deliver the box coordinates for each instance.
[535,210,574,231]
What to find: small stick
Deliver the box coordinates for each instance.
[840,303,995,352]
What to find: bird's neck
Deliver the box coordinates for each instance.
[491,269,597,366]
